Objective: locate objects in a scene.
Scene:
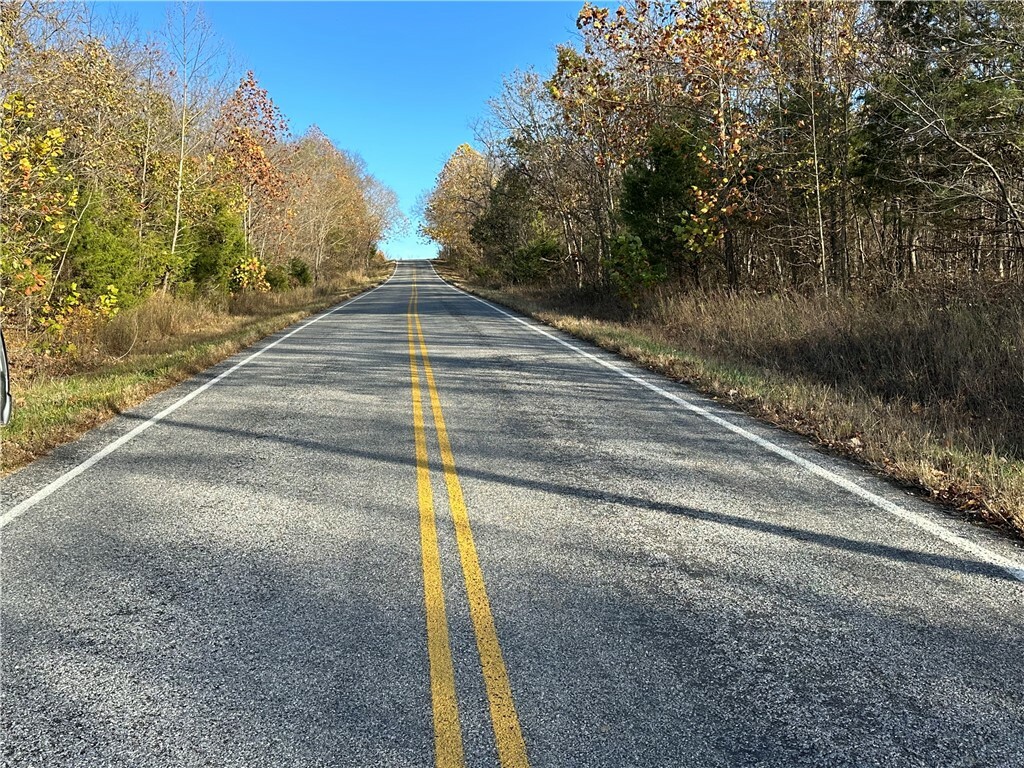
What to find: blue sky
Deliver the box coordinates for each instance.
[117,1,584,259]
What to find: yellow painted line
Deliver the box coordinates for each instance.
[408,277,466,768]
[413,303,532,768]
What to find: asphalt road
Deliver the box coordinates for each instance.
[2,260,1023,768]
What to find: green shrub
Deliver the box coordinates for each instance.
[189,202,245,292]
[67,198,148,306]
[265,265,291,291]
[604,233,666,308]
[288,257,312,286]
[506,234,557,284]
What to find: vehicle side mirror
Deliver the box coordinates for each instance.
[1,327,12,427]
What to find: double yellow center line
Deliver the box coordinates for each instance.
[407,273,531,768]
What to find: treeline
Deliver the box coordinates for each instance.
[1,2,400,351]
[422,0,1024,299]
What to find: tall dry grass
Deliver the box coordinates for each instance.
[648,290,1024,460]
[99,275,367,358]
[226,274,359,317]
[98,292,231,357]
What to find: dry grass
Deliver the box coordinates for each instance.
[97,292,232,358]
[455,276,1024,539]
[97,279,367,359]
[650,289,1024,459]
[1,267,393,475]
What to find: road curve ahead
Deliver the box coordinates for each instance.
[2,260,1023,768]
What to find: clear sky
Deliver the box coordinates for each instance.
[117,1,584,259]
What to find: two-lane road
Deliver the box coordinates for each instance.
[3,260,1023,767]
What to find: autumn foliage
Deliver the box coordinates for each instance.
[424,0,1024,296]
[0,3,400,353]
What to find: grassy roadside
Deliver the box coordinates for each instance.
[0,265,394,476]
[439,269,1024,541]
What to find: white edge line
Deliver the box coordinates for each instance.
[0,269,399,529]
[427,262,1024,583]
